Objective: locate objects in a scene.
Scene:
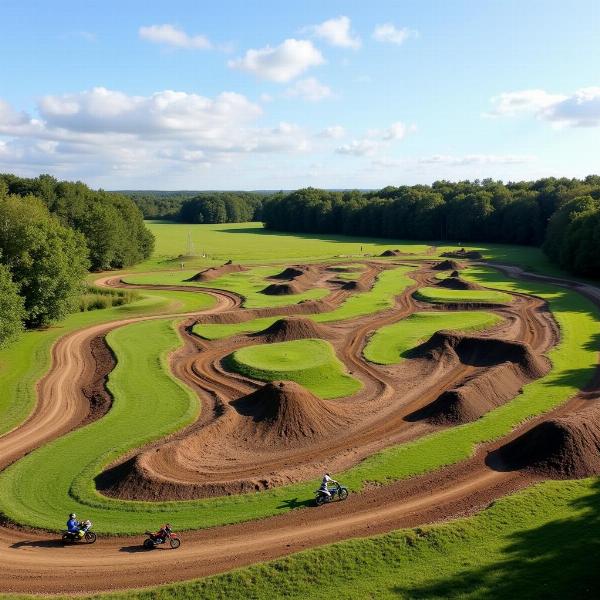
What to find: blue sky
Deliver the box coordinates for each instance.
[0,0,599,189]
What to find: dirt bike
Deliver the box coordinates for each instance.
[314,482,349,506]
[143,529,181,550]
[62,520,97,544]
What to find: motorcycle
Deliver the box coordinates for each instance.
[143,528,181,550]
[314,482,349,506]
[62,519,97,544]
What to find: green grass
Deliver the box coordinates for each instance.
[364,311,502,365]
[223,339,362,399]
[193,316,279,340]
[123,266,329,309]
[138,221,431,270]
[414,286,513,304]
[0,289,215,436]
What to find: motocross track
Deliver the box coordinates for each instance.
[0,261,598,595]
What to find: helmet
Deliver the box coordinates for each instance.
[165,523,172,529]
[69,513,76,519]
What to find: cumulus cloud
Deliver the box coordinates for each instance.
[0,88,311,179]
[318,125,345,139]
[228,39,324,82]
[336,121,415,157]
[285,77,333,101]
[305,16,361,49]
[139,24,211,49]
[372,24,417,45]
[486,87,600,127]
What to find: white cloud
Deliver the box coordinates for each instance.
[285,77,333,101]
[0,88,311,180]
[318,125,345,139]
[487,87,600,127]
[336,121,415,157]
[305,16,361,49]
[228,39,324,82]
[139,24,211,49]
[418,154,536,166]
[372,24,417,45]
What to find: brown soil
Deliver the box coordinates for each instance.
[492,403,600,478]
[406,333,550,424]
[380,249,405,257]
[433,259,463,271]
[437,276,482,291]
[261,282,304,295]
[341,279,370,292]
[251,317,327,342]
[187,263,248,282]
[450,270,460,278]
[80,335,115,423]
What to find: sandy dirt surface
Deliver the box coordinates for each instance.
[0,261,597,595]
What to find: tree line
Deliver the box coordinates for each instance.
[123,191,266,223]
[0,174,154,348]
[261,177,600,277]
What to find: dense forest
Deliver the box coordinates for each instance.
[262,177,600,277]
[122,190,266,223]
[0,174,154,347]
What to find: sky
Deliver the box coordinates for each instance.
[0,0,599,190]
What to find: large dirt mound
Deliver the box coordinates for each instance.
[407,333,549,424]
[261,282,304,295]
[188,264,248,282]
[492,404,600,478]
[342,279,370,292]
[442,249,484,260]
[437,276,482,291]
[271,265,318,280]
[432,259,463,271]
[380,249,405,257]
[252,317,326,342]
[231,381,348,445]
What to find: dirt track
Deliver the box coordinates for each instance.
[0,261,597,595]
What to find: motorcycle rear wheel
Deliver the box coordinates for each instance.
[170,538,181,549]
[315,494,327,506]
[143,538,155,550]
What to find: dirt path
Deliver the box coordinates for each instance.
[0,262,596,595]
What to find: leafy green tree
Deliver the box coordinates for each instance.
[0,261,25,347]
[0,194,89,326]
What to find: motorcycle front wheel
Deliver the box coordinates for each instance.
[84,531,97,544]
[338,488,349,500]
[170,538,181,549]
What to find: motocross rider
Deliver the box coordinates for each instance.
[66,513,84,538]
[319,473,338,498]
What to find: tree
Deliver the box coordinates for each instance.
[0,261,25,347]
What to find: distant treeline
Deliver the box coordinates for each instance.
[0,174,154,347]
[262,178,600,277]
[122,191,266,223]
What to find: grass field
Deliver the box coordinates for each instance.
[363,311,502,365]
[414,286,513,304]
[223,339,362,399]
[123,266,329,309]
[0,289,215,436]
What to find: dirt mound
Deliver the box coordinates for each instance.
[231,381,348,445]
[271,265,318,280]
[437,276,482,291]
[188,264,248,282]
[432,259,463,271]
[406,332,549,424]
[261,282,304,295]
[380,249,405,257]
[252,317,326,342]
[342,279,370,292]
[492,404,600,478]
[450,270,460,278]
[442,249,484,260]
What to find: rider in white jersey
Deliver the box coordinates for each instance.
[319,473,338,498]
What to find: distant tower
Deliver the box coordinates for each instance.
[186,231,196,256]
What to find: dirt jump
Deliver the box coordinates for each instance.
[0,258,597,595]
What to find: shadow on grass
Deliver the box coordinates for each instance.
[392,479,600,599]
[277,497,314,510]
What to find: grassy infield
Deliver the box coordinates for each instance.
[0,223,599,599]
